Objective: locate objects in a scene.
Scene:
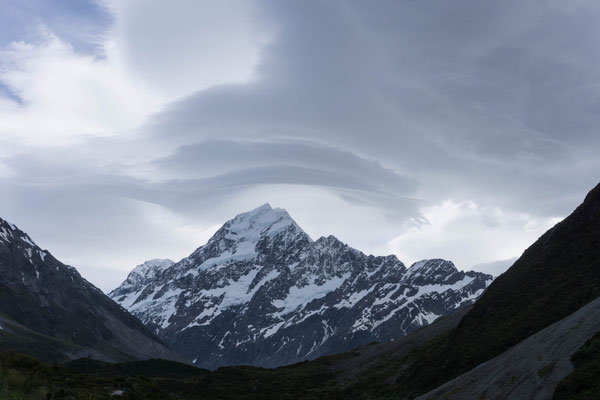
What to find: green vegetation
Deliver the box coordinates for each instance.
[65,357,208,379]
[337,331,454,399]
[537,361,555,378]
[0,352,51,400]
[554,330,600,399]
[186,361,338,399]
[0,351,345,400]
[0,352,174,399]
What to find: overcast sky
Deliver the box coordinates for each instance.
[1,0,599,291]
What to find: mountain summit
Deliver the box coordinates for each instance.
[216,203,309,244]
[110,204,493,369]
[185,203,311,270]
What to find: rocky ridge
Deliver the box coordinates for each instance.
[110,204,493,369]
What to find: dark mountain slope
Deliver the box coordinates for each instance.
[0,311,110,364]
[0,217,183,363]
[330,303,473,385]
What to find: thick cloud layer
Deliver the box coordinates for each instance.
[0,0,598,290]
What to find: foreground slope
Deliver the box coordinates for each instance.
[110,203,492,369]
[0,311,108,364]
[0,217,183,363]
[416,297,600,400]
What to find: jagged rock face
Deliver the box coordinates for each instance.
[110,204,493,369]
[110,259,175,296]
[0,218,183,363]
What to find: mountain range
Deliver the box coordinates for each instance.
[2,182,599,399]
[109,203,493,369]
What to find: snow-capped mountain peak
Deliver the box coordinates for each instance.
[110,205,494,370]
[130,258,175,277]
[218,203,309,244]
[125,259,175,286]
[404,259,464,286]
[1,218,36,247]
[182,204,311,272]
[408,258,457,277]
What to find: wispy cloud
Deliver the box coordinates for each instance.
[0,0,598,290]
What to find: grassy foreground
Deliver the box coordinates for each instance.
[554,330,600,400]
[0,352,189,400]
[0,351,346,400]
